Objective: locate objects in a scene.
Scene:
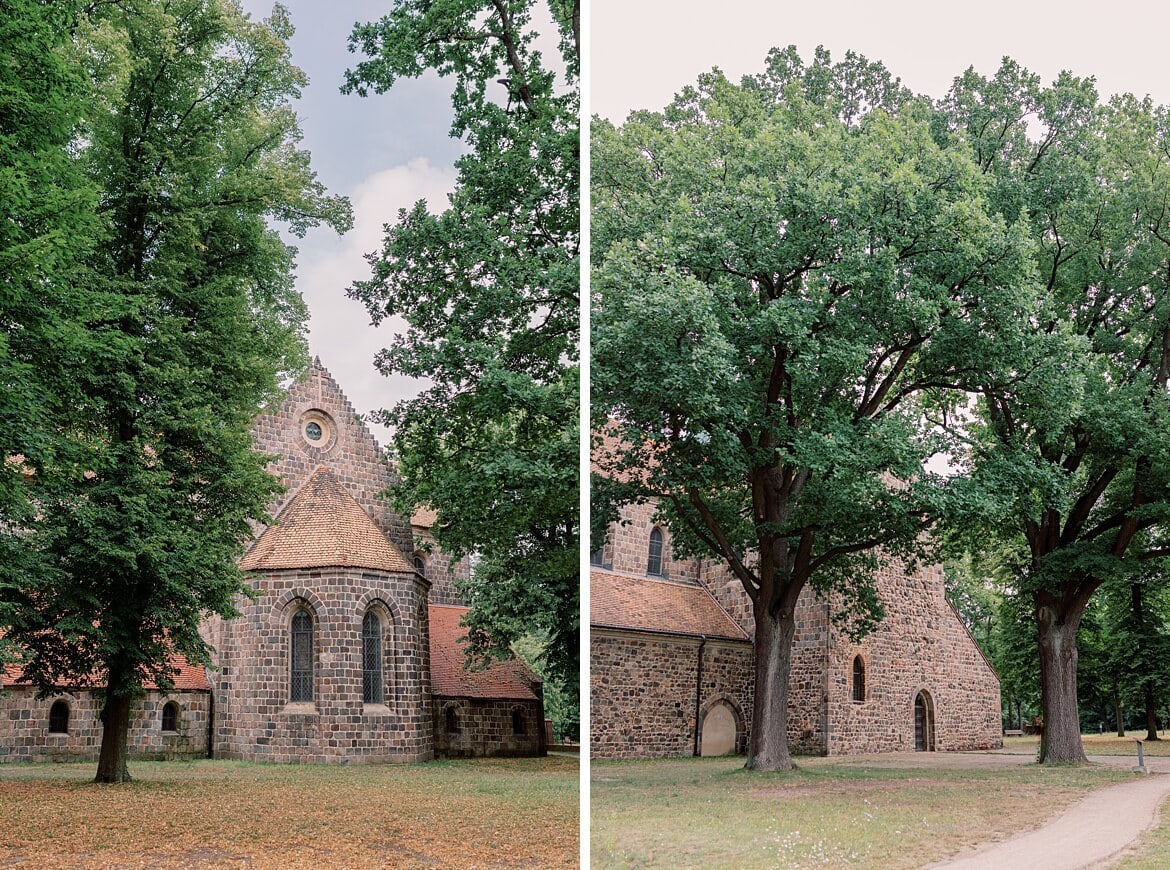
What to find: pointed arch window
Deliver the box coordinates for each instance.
[647,527,665,576]
[413,553,426,577]
[290,609,314,702]
[445,705,459,734]
[363,610,384,704]
[49,700,69,734]
[161,701,179,732]
[852,655,866,703]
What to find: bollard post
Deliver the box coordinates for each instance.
[1136,738,1146,773]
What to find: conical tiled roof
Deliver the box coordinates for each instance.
[241,466,415,574]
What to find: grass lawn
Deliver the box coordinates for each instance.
[0,755,578,868]
[591,753,1137,869]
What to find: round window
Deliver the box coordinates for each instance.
[304,421,323,442]
[298,410,336,451]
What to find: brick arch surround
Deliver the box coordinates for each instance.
[699,693,747,756]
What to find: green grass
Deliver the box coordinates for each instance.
[0,756,579,868]
[591,755,1135,869]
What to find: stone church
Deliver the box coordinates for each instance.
[0,361,545,763]
[590,498,1003,759]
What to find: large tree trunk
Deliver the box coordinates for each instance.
[95,692,133,783]
[745,604,797,771]
[1145,685,1160,741]
[1115,688,1125,738]
[1036,596,1088,764]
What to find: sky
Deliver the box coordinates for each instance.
[239,0,463,446]
[591,2,1170,122]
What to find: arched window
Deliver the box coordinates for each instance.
[512,707,526,735]
[362,610,383,704]
[852,655,866,703]
[590,545,604,566]
[161,701,179,732]
[412,553,426,577]
[647,527,664,576]
[290,608,313,703]
[48,700,69,734]
[445,705,459,734]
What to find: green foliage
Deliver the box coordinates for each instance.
[344,0,579,693]
[0,0,349,780]
[511,633,578,742]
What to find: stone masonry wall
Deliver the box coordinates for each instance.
[213,566,432,763]
[251,362,414,559]
[0,688,209,763]
[600,502,696,583]
[412,523,471,607]
[825,561,1002,753]
[432,698,545,757]
[591,630,754,759]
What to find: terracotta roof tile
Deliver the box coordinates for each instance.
[428,605,541,701]
[590,569,750,641]
[241,466,415,574]
[2,652,210,692]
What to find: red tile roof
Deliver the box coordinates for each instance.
[241,466,415,574]
[590,569,750,641]
[428,605,541,701]
[2,652,210,692]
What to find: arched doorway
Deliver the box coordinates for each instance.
[699,701,738,756]
[914,691,935,751]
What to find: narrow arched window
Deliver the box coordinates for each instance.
[363,610,383,704]
[161,701,179,732]
[852,655,866,703]
[48,700,69,734]
[290,609,313,703]
[590,545,604,566]
[413,554,426,577]
[647,527,665,575]
[445,705,459,734]
[512,707,525,735]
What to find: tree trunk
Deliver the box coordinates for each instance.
[745,604,797,771]
[1036,598,1088,764]
[1115,688,1125,738]
[95,693,133,783]
[1145,685,1160,741]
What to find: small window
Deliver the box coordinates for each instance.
[590,545,604,566]
[362,610,383,704]
[445,705,459,734]
[647,527,664,576]
[852,655,866,703]
[161,701,179,732]
[291,608,313,703]
[512,708,526,735]
[413,553,426,576]
[48,700,69,734]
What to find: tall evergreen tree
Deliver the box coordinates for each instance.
[1,0,350,782]
[344,0,580,695]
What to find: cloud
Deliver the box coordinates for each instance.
[293,158,457,448]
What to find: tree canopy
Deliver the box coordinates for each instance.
[0,0,349,782]
[592,47,1035,770]
[344,0,580,696]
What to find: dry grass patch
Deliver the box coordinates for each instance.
[0,755,578,868]
[591,755,1133,869]
[998,733,1170,757]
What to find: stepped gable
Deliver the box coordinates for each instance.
[428,605,541,700]
[241,465,415,574]
[591,568,749,640]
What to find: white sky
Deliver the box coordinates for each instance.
[591,1,1170,121]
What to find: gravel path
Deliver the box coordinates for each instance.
[928,754,1170,869]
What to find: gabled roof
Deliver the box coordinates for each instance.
[590,569,750,641]
[241,466,415,574]
[2,653,211,692]
[428,605,541,701]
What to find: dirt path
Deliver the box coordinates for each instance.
[930,754,1170,869]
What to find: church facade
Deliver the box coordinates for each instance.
[0,362,544,763]
[590,499,1003,759]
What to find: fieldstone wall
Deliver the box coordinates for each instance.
[825,561,1002,753]
[591,630,753,759]
[432,698,545,757]
[252,362,414,559]
[213,566,432,763]
[601,503,696,583]
[412,523,471,606]
[0,688,210,763]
